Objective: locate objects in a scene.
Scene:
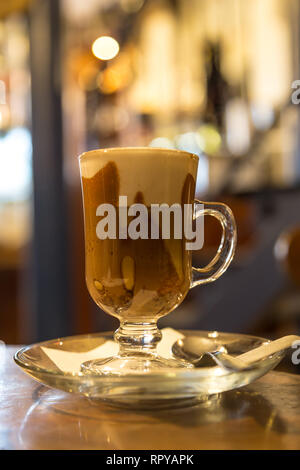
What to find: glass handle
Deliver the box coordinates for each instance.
[191,199,237,288]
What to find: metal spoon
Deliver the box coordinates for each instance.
[172,337,251,372]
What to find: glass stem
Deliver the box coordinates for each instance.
[114,321,162,357]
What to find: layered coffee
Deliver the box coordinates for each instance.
[80,148,198,321]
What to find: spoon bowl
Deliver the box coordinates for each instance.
[172,336,252,371]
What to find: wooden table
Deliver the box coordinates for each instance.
[1,346,300,450]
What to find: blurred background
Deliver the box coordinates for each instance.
[1,0,300,371]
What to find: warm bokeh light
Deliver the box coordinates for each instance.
[197,124,222,155]
[98,68,122,94]
[77,61,99,91]
[92,36,119,61]
[97,52,132,94]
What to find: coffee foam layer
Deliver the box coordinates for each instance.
[79,148,198,206]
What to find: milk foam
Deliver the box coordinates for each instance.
[79,148,198,206]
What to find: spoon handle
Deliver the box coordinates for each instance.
[237,335,300,364]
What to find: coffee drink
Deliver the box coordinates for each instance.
[80,148,198,322]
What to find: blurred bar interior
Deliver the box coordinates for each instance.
[1,0,300,371]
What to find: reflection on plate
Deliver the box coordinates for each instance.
[14,330,285,409]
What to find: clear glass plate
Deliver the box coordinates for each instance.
[14,330,285,409]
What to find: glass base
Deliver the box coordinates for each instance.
[81,353,192,376]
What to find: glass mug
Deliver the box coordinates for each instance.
[79,147,236,374]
